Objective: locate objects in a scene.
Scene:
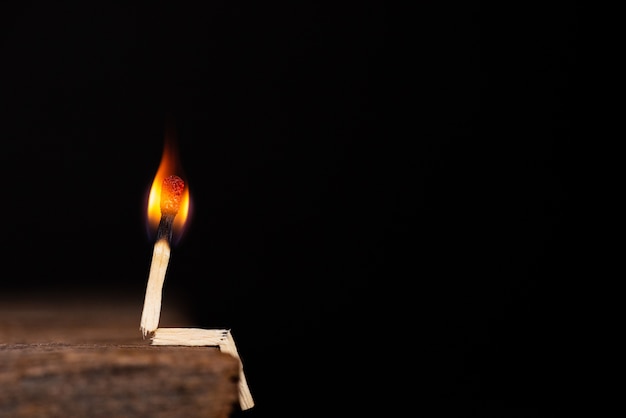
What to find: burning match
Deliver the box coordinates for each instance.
[140,174,185,338]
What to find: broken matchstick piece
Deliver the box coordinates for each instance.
[152,328,255,411]
[140,175,185,338]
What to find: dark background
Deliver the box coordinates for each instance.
[1,1,582,417]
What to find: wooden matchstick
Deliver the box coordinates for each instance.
[140,175,185,338]
[152,328,255,411]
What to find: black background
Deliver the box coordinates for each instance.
[1,1,582,417]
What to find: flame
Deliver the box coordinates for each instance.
[146,121,191,242]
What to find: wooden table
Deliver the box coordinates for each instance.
[0,290,241,418]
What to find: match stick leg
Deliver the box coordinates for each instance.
[151,328,255,410]
[220,330,255,411]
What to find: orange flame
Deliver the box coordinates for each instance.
[146,121,191,242]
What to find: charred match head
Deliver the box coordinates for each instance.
[160,175,185,217]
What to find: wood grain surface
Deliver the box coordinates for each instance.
[0,290,240,418]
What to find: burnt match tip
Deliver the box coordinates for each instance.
[160,175,185,216]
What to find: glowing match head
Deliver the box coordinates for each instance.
[160,175,185,216]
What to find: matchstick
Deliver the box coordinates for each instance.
[152,328,255,411]
[140,175,185,338]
